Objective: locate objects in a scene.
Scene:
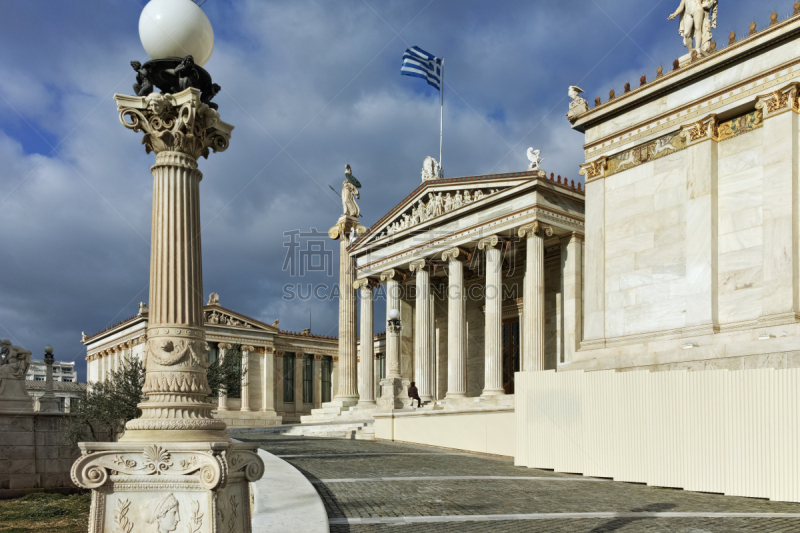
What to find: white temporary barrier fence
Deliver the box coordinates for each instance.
[515,368,800,502]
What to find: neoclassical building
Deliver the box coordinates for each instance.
[318,169,584,451]
[83,295,342,425]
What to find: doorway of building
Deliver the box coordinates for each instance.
[502,317,521,394]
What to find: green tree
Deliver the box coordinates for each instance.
[63,354,145,446]
[205,344,243,401]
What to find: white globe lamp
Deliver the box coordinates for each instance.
[388,309,400,320]
[139,0,214,66]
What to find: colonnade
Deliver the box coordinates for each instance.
[347,224,583,404]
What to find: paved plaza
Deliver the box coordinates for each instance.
[236,433,800,532]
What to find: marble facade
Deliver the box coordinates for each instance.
[570,8,800,372]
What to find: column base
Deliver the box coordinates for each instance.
[38,397,61,413]
[71,440,264,533]
[332,396,359,408]
[481,389,505,398]
[445,392,467,399]
[357,400,377,408]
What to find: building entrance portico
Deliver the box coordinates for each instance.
[341,168,585,448]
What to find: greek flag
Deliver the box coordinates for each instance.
[401,46,442,91]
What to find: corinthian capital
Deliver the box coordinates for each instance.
[115,88,233,160]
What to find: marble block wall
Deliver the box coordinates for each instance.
[0,413,109,496]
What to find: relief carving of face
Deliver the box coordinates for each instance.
[158,507,180,533]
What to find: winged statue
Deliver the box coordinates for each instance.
[527,148,544,171]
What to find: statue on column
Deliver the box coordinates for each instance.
[341,164,362,218]
[669,0,718,56]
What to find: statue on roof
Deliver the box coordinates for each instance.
[341,164,361,218]
[669,0,718,56]
[566,86,590,123]
[421,156,442,182]
[527,148,544,171]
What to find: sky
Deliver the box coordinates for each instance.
[0,0,781,380]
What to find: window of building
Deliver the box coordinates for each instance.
[302,355,313,403]
[206,343,219,365]
[63,378,73,383]
[321,356,332,403]
[283,353,295,403]
[34,375,45,381]
[53,366,61,372]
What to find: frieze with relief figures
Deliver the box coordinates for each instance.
[606,131,688,178]
[716,109,763,142]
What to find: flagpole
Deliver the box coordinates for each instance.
[440,57,444,178]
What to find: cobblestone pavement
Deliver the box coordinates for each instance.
[239,434,800,532]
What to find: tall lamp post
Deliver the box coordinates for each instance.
[71,1,263,531]
[38,345,60,413]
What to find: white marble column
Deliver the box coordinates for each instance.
[410,259,433,403]
[442,247,468,398]
[562,232,584,363]
[681,114,719,333]
[240,345,253,411]
[479,236,504,396]
[380,270,404,379]
[331,356,340,400]
[274,351,284,412]
[313,355,323,409]
[757,88,798,324]
[579,158,608,350]
[355,278,377,407]
[329,216,360,406]
[295,352,305,412]
[518,221,551,371]
[262,348,276,413]
[217,343,231,411]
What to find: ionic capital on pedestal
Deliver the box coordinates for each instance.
[240,345,255,353]
[380,269,407,282]
[275,350,285,357]
[477,235,504,251]
[681,114,718,146]
[333,356,340,362]
[115,88,233,160]
[518,220,554,239]
[218,342,232,350]
[353,277,380,290]
[314,354,323,361]
[441,247,471,262]
[579,157,608,183]
[328,215,367,241]
[295,353,305,359]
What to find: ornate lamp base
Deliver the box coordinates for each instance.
[71,441,263,533]
[376,377,414,412]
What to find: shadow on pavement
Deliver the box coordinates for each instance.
[587,503,677,532]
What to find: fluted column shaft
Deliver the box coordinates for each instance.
[217,344,229,411]
[480,238,504,396]
[383,277,401,378]
[443,249,467,398]
[262,349,276,413]
[411,260,433,402]
[519,221,552,371]
[313,355,323,409]
[334,222,359,405]
[356,281,376,406]
[295,353,304,412]
[240,346,253,411]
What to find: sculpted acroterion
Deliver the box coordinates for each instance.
[669,0,718,56]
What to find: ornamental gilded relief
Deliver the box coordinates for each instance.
[606,130,687,177]
[716,109,763,142]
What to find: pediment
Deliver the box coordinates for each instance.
[203,305,278,332]
[352,171,542,250]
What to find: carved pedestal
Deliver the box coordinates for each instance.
[72,442,264,533]
[376,377,413,412]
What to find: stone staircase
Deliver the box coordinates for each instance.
[228,419,375,440]
[300,401,377,424]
